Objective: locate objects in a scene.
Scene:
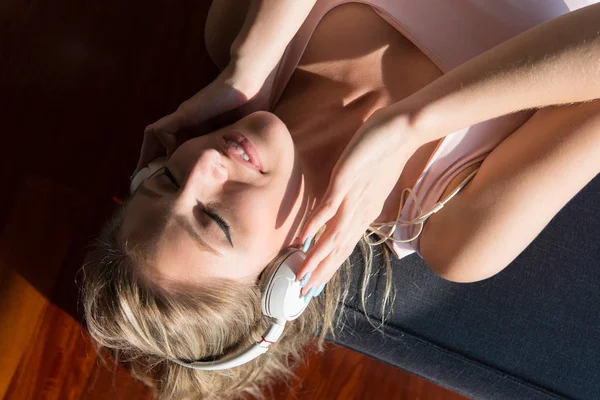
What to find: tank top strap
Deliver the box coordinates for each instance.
[268,0,343,110]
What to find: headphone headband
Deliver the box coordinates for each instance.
[169,247,311,370]
[170,322,286,371]
[130,156,168,193]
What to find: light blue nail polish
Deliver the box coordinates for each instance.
[299,271,312,287]
[302,236,313,253]
[314,283,325,297]
[304,288,316,303]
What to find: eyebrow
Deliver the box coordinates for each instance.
[132,182,221,256]
[173,215,223,257]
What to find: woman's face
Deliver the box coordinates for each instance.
[121,111,307,286]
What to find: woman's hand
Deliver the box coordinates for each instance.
[135,65,266,173]
[296,108,421,296]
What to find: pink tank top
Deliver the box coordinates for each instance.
[266,0,594,260]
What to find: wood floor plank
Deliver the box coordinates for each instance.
[0,179,83,398]
[0,272,49,399]
[80,355,152,400]
[4,304,98,400]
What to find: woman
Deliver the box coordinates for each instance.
[82,0,600,399]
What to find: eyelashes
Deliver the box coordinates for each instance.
[162,165,233,246]
[202,203,233,247]
[164,166,180,189]
[204,209,230,232]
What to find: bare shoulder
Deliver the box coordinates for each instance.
[418,163,482,277]
[419,101,600,283]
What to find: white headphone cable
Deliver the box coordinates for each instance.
[363,167,480,246]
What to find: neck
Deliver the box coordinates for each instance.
[285,154,323,247]
[273,102,356,213]
[272,70,388,244]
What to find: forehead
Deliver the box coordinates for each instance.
[145,218,267,286]
[150,221,219,282]
[121,195,221,283]
[120,186,171,244]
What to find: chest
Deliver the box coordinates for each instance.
[275,2,445,221]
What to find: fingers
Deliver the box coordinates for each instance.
[299,235,355,296]
[300,251,342,296]
[296,172,358,295]
[136,106,185,171]
[299,178,347,245]
[298,228,340,282]
[145,102,194,135]
[297,203,360,296]
[143,98,200,145]
[135,128,177,172]
[146,113,183,137]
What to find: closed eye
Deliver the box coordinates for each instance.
[161,166,233,247]
[164,167,180,189]
[203,206,233,247]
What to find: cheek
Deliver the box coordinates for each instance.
[231,187,290,246]
[237,190,281,228]
[236,206,283,263]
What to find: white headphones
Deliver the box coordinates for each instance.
[129,157,316,371]
[130,156,169,193]
[172,247,311,370]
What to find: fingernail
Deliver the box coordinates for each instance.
[314,283,325,297]
[299,271,312,287]
[304,287,316,303]
[302,236,313,252]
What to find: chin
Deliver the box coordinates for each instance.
[239,111,295,169]
[246,111,290,137]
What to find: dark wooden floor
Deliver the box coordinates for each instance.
[0,0,468,398]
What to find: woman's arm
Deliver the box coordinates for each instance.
[381,3,600,148]
[226,0,318,97]
[140,0,317,155]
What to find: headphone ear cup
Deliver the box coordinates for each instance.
[129,156,168,193]
[130,167,150,193]
[261,248,309,322]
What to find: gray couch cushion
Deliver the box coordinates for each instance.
[327,174,600,400]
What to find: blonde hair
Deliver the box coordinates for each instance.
[81,205,396,400]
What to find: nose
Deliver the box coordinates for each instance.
[178,150,228,204]
[190,149,228,183]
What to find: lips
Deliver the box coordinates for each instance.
[222,132,264,173]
